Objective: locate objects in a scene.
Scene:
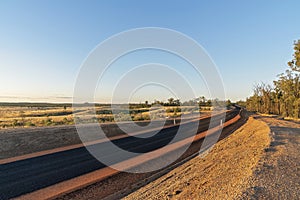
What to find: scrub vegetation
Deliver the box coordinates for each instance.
[0,98,231,129]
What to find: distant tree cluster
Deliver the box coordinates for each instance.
[246,40,300,118]
[149,97,231,108]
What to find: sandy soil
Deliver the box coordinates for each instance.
[124,117,271,200]
[240,116,300,199]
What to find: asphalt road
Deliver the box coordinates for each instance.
[0,109,240,200]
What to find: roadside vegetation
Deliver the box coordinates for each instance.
[0,98,231,129]
[244,40,300,119]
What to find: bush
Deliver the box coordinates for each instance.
[45,118,53,126]
[12,119,18,127]
[12,119,24,127]
[63,117,68,124]
[25,121,35,127]
[166,108,174,113]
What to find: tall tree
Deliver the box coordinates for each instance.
[246,39,300,118]
[288,40,300,72]
[167,98,174,106]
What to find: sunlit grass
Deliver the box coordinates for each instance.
[0,105,210,129]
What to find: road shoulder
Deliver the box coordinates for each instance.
[240,116,300,199]
[124,116,271,200]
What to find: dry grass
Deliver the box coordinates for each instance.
[0,106,210,129]
[0,106,74,128]
[124,117,271,200]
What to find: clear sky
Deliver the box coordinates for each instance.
[0,0,299,103]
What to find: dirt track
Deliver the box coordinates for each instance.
[240,116,300,199]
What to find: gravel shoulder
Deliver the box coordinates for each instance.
[124,117,271,200]
[0,114,212,160]
[240,116,300,199]
[0,125,81,159]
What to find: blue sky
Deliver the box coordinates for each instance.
[0,0,299,103]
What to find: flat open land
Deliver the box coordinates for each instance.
[0,105,75,128]
[0,105,206,129]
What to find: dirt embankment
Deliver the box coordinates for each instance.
[124,117,271,200]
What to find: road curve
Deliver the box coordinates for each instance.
[0,109,240,200]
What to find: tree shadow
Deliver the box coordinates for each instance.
[252,115,278,120]
[270,126,300,136]
[270,140,286,146]
[264,147,277,152]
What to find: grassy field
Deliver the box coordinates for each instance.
[0,103,212,129]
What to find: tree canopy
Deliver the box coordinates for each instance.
[246,40,300,118]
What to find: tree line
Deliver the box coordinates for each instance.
[246,40,300,118]
[131,97,232,108]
